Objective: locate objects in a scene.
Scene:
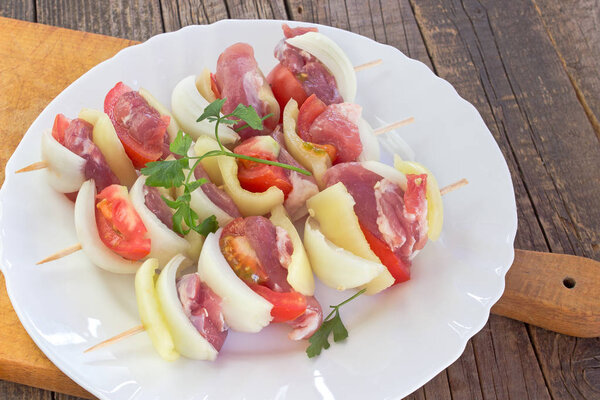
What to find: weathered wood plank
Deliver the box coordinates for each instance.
[446,341,483,400]
[225,0,288,19]
[0,380,53,400]
[409,1,600,399]
[35,0,164,41]
[530,327,600,399]
[0,0,35,21]
[533,0,600,137]
[160,0,229,32]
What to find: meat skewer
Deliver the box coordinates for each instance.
[16,83,180,185]
[86,209,320,359]
[36,176,203,270]
[305,159,465,294]
[37,176,467,266]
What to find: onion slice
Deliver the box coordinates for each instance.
[156,254,219,361]
[356,118,380,162]
[304,217,387,291]
[135,258,179,361]
[171,75,239,144]
[74,179,143,274]
[361,161,407,191]
[197,229,273,332]
[41,130,86,193]
[129,176,190,266]
[286,31,357,103]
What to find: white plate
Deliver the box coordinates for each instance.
[0,20,517,399]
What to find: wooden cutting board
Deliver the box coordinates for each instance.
[0,17,598,399]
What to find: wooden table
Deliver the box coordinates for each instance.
[1,1,599,399]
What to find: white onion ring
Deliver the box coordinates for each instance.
[286,32,357,102]
[156,254,219,361]
[130,176,190,266]
[171,75,239,144]
[74,180,142,274]
[303,217,386,291]
[41,130,86,193]
[361,160,407,190]
[357,118,380,162]
[197,229,273,333]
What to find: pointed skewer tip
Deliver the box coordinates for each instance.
[84,324,145,354]
[36,243,82,265]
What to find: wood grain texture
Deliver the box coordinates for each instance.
[225,0,288,19]
[533,0,600,137]
[0,0,34,21]
[35,0,164,41]
[160,0,228,32]
[410,1,600,399]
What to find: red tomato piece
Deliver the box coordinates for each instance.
[220,231,270,285]
[297,94,327,138]
[267,63,308,118]
[104,82,169,168]
[234,138,293,198]
[359,222,410,285]
[237,165,293,198]
[52,114,71,143]
[95,184,151,261]
[251,284,307,323]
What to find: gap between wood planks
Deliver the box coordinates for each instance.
[531,0,600,140]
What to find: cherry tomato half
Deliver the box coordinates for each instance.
[234,138,293,198]
[267,63,308,119]
[95,184,150,260]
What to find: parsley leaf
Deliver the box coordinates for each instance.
[230,104,264,130]
[197,98,226,122]
[141,159,187,188]
[194,215,219,236]
[170,130,193,156]
[187,178,207,193]
[305,289,365,358]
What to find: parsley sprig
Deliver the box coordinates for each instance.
[141,99,311,236]
[306,289,366,358]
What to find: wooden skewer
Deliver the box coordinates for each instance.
[374,117,415,135]
[84,324,145,353]
[36,243,82,265]
[354,59,383,72]
[39,179,469,265]
[15,160,48,173]
[440,178,469,195]
[83,177,469,353]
